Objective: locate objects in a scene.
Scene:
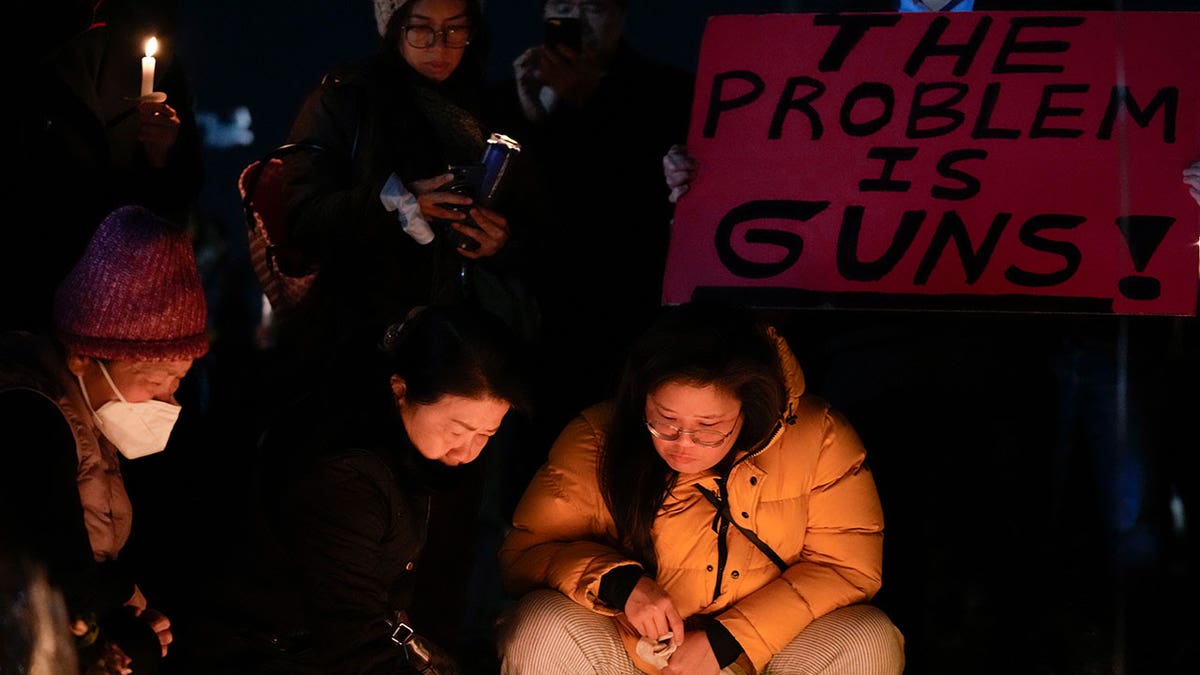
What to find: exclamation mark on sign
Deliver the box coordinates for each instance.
[1115,215,1175,300]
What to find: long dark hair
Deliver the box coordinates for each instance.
[599,302,787,574]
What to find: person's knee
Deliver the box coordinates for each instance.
[845,604,906,674]
[496,589,575,668]
[768,603,905,675]
[499,589,638,674]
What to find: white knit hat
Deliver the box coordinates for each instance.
[374,0,486,37]
[374,0,409,36]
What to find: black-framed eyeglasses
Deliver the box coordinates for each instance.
[401,24,473,49]
[644,415,740,448]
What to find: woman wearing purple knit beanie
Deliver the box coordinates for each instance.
[0,204,208,674]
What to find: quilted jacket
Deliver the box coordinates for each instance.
[500,328,885,673]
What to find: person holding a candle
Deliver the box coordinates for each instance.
[10,0,204,336]
[134,35,188,172]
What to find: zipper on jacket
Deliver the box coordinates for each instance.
[731,417,785,473]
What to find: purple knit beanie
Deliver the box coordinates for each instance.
[53,205,209,361]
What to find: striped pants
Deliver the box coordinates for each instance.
[497,589,905,674]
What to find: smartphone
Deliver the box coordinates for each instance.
[444,164,485,200]
[544,16,582,51]
[435,164,485,251]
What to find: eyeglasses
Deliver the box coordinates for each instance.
[644,416,739,448]
[401,24,473,49]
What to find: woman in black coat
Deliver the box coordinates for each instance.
[244,304,529,675]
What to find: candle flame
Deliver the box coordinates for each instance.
[144,37,158,58]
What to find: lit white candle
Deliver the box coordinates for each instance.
[141,37,158,97]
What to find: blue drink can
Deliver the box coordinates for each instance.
[478,133,521,207]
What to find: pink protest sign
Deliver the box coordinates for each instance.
[664,12,1200,315]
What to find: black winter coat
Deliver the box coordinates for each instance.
[247,393,476,675]
[276,49,542,364]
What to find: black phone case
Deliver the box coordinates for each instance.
[435,164,486,251]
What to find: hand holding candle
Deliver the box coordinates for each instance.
[141,37,157,97]
[137,100,181,168]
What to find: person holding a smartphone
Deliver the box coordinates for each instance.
[274,0,544,363]
[501,0,694,465]
[513,1,646,122]
[263,4,547,668]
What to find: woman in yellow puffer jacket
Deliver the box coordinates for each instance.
[497,301,905,675]
[494,300,902,672]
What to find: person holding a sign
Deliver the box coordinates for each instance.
[497,302,904,675]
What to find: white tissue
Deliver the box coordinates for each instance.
[635,633,677,669]
[538,85,559,114]
[380,173,435,245]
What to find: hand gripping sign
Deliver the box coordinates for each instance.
[664,11,1200,315]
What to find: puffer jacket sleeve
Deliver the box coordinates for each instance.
[719,404,885,671]
[499,407,641,613]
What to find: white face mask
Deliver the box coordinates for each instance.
[78,361,181,460]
